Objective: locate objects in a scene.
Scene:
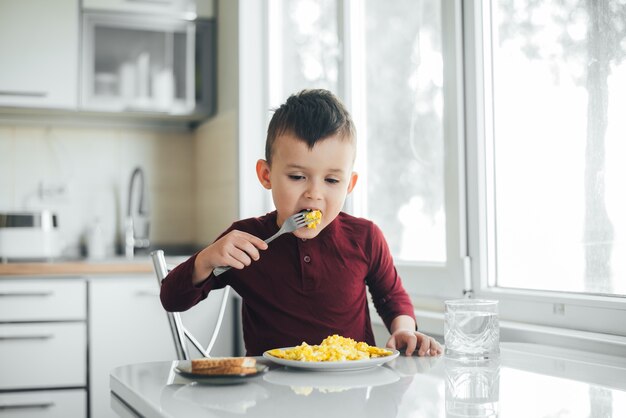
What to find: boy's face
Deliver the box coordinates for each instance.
[256,133,358,239]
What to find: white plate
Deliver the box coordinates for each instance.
[262,348,399,371]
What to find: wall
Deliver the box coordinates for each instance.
[193,0,240,245]
[0,0,236,258]
[0,123,196,258]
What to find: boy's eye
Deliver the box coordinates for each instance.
[325,178,340,184]
[288,175,305,181]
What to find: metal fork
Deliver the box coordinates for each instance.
[213,211,310,276]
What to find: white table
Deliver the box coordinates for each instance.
[110,343,626,417]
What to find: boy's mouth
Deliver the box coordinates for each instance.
[301,209,323,229]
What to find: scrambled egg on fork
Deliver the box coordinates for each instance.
[303,209,322,229]
[267,334,392,362]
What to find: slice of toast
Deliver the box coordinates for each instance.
[192,366,258,375]
[191,357,256,371]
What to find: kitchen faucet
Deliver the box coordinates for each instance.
[125,167,150,258]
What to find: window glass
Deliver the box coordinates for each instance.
[270,0,447,264]
[364,0,445,262]
[486,1,626,295]
[269,0,339,104]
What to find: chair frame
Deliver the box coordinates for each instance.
[151,250,230,360]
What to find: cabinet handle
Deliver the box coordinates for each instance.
[126,0,174,4]
[135,290,159,297]
[0,401,54,410]
[0,335,53,341]
[0,291,53,297]
[0,90,47,98]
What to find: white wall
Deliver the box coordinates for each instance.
[193,0,240,246]
[0,124,196,258]
[0,0,240,257]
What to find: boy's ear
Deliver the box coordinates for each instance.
[256,159,272,189]
[346,172,359,194]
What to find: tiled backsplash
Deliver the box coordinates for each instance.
[0,124,196,258]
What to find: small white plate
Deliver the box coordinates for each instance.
[262,348,399,371]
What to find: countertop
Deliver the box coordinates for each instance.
[110,343,626,418]
[0,255,190,276]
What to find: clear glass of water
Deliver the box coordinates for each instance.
[445,357,500,417]
[444,299,500,361]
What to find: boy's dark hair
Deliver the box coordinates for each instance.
[265,89,356,164]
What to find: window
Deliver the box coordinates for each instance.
[266,0,467,296]
[243,0,626,338]
[269,0,448,264]
[362,0,446,263]
[484,0,626,297]
[267,0,340,106]
[467,1,626,334]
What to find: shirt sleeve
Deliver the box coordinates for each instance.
[365,222,416,331]
[159,252,224,312]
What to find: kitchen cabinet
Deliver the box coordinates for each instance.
[0,0,215,124]
[0,391,86,418]
[89,273,237,418]
[0,267,236,418]
[82,13,197,114]
[89,275,175,418]
[0,278,87,417]
[83,0,214,19]
[81,12,215,117]
[0,0,79,109]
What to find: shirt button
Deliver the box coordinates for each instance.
[301,238,307,242]
[303,255,311,263]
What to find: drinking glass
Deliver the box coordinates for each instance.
[444,299,500,361]
[445,357,500,417]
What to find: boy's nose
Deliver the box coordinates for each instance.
[304,181,323,200]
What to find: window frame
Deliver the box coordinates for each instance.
[464,0,626,336]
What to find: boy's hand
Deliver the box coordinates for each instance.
[193,230,268,284]
[386,330,442,357]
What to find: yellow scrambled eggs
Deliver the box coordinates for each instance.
[304,209,322,229]
[267,334,392,362]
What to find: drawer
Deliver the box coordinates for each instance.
[0,279,85,322]
[0,389,86,418]
[0,323,86,390]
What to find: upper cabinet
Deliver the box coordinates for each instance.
[83,0,214,19]
[0,0,79,109]
[0,0,215,124]
[82,13,197,114]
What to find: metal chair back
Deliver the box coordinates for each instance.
[151,250,230,360]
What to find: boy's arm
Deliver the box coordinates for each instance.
[160,224,267,311]
[160,252,212,312]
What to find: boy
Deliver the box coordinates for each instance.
[160,89,441,357]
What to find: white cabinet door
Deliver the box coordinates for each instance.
[0,390,86,418]
[89,275,176,418]
[0,0,78,109]
[89,274,237,418]
[83,0,200,18]
[0,323,86,390]
[0,279,86,322]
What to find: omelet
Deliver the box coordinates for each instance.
[304,209,322,229]
[267,334,393,362]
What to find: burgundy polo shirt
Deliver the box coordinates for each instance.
[160,211,415,355]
